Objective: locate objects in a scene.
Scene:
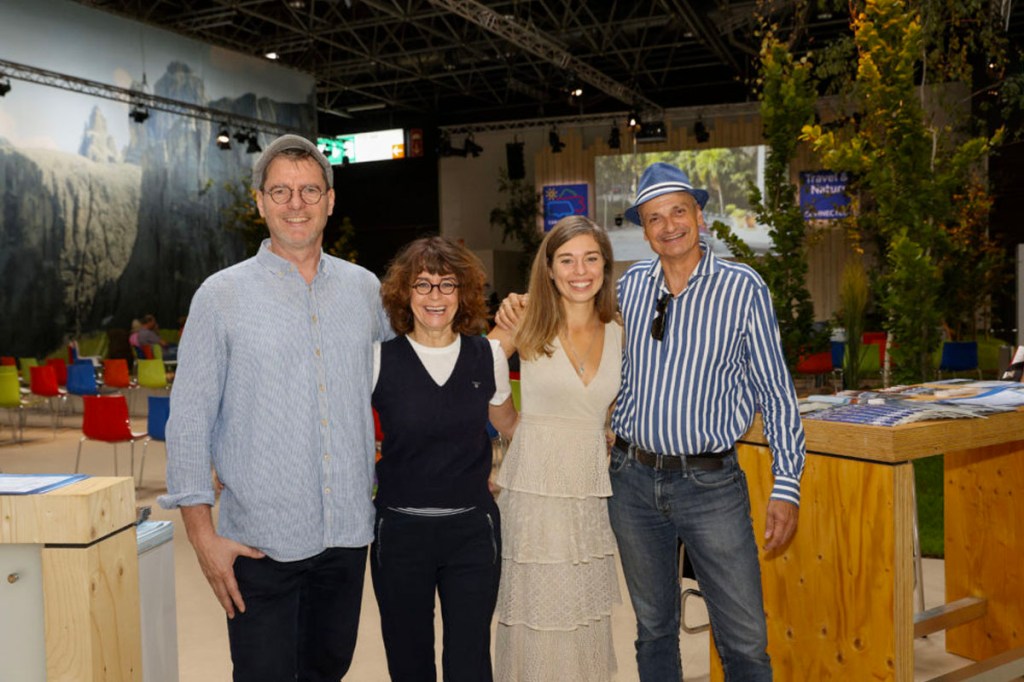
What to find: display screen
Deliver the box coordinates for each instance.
[317,129,406,165]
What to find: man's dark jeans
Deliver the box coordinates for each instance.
[227,546,367,681]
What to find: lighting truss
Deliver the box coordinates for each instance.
[0,58,298,137]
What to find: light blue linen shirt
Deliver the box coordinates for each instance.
[158,240,394,561]
[611,242,806,505]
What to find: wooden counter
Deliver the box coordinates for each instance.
[707,409,1024,680]
[0,476,141,681]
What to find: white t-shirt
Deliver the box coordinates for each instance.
[372,335,511,405]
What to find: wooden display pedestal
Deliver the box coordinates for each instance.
[705,410,1024,681]
[0,477,141,681]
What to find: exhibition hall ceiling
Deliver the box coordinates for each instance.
[71,0,1024,129]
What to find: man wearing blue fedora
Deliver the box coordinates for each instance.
[497,160,805,680]
[607,161,805,680]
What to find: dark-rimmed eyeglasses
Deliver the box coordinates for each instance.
[263,186,326,205]
[412,281,459,296]
[650,293,671,341]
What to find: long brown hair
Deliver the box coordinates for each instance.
[380,236,489,336]
[515,216,617,360]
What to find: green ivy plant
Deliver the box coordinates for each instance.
[801,0,1004,383]
[713,29,825,371]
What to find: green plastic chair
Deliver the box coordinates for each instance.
[0,370,30,442]
[19,357,39,385]
[137,359,169,390]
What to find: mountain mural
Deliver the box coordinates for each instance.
[0,61,313,356]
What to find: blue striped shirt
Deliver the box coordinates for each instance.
[158,241,394,561]
[610,243,806,505]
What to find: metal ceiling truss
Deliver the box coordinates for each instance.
[0,58,297,135]
[65,0,1024,129]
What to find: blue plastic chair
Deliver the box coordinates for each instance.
[938,341,981,379]
[66,362,100,397]
[138,395,170,487]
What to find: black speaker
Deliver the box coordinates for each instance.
[506,142,525,180]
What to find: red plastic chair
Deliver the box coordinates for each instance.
[1,356,16,367]
[46,357,68,386]
[75,395,147,483]
[29,365,68,433]
[102,358,138,411]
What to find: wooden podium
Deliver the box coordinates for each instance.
[707,409,1024,681]
[0,476,141,681]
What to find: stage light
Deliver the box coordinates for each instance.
[216,126,231,150]
[463,134,484,157]
[636,121,667,143]
[246,132,262,154]
[694,119,710,143]
[549,128,565,153]
[233,128,249,144]
[627,110,640,129]
[0,77,11,97]
[608,124,621,149]
[129,103,149,123]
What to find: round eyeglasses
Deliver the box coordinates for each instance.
[412,281,459,296]
[263,186,326,205]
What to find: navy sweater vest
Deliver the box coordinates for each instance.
[372,334,496,509]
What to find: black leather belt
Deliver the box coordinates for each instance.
[614,436,731,471]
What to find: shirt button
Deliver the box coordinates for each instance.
[321,418,328,427]
[325,487,331,494]
[315,348,321,357]
[311,314,318,324]
[323,453,330,461]
[319,384,325,392]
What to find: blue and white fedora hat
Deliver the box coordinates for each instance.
[624,162,710,225]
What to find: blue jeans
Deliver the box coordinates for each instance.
[608,442,771,682]
[227,546,366,681]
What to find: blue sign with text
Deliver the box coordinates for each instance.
[800,171,851,220]
[543,184,588,231]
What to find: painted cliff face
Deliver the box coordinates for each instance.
[0,0,315,354]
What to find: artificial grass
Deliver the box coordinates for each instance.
[914,455,944,558]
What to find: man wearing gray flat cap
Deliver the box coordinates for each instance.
[160,133,393,680]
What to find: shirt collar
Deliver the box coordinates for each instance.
[255,238,327,279]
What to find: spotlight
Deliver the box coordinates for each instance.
[627,110,640,129]
[608,124,621,149]
[437,131,465,157]
[129,103,149,123]
[636,121,667,143]
[0,77,11,97]
[233,128,250,144]
[548,128,565,153]
[246,132,262,154]
[694,119,710,143]
[463,134,484,157]
[216,126,231,150]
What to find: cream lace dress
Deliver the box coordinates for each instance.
[495,322,622,682]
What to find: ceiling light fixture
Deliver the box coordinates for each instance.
[0,77,11,97]
[694,119,710,143]
[608,124,621,149]
[463,133,483,158]
[233,128,250,144]
[216,126,231,150]
[129,102,149,123]
[264,51,280,60]
[627,110,640,129]
[549,127,565,153]
[246,131,262,154]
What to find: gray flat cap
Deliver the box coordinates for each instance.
[252,134,333,190]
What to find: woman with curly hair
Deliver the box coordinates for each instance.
[371,235,518,682]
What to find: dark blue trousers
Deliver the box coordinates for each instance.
[227,546,367,681]
[371,507,501,682]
